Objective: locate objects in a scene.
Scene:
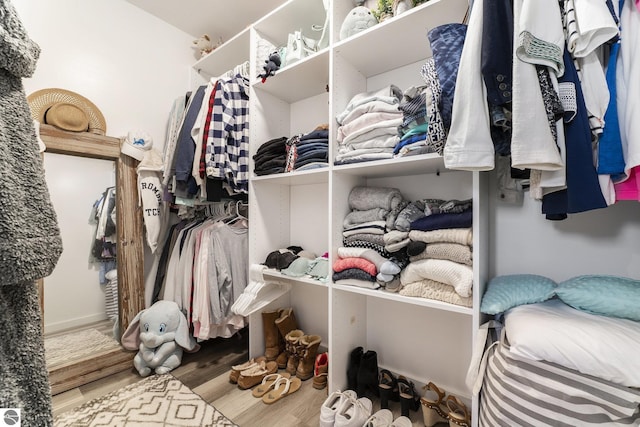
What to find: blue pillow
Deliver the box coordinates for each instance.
[555,275,640,321]
[480,274,557,315]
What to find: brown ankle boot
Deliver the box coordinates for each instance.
[285,329,304,376]
[296,334,322,381]
[275,308,298,369]
[262,309,281,361]
[313,352,328,389]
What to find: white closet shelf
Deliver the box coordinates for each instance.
[253,0,328,47]
[263,269,329,288]
[194,28,250,78]
[333,0,469,77]
[333,152,446,178]
[333,283,473,316]
[252,49,330,103]
[252,168,329,185]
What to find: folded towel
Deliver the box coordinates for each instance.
[348,186,404,211]
[400,258,473,297]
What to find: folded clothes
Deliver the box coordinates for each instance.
[294,162,328,171]
[409,242,473,266]
[409,210,473,231]
[400,258,473,297]
[334,278,381,290]
[422,198,473,215]
[399,279,472,307]
[349,186,404,212]
[254,167,285,176]
[300,129,329,141]
[409,228,473,246]
[333,268,377,283]
[343,208,389,228]
[294,156,328,169]
[254,157,286,171]
[340,100,402,127]
[343,220,387,237]
[334,152,395,165]
[342,239,391,258]
[394,133,428,155]
[337,246,401,275]
[333,257,377,276]
[255,136,287,157]
[394,201,427,231]
[343,233,386,247]
[338,111,403,143]
[337,85,403,125]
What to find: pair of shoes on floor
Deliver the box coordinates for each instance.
[363,408,412,427]
[250,372,302,404]
[236,360,278,390]
[347,346,379,398]
[378,370,420,418]
[421,382,471,427]
[319,389,373,427]
[228,356,267,384]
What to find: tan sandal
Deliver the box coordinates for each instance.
[228,356,266,384]
[446,395,470,427]
[237,360,278,390]
[421,382,449,427]
[251,372,291,398]
[262,376,302,404]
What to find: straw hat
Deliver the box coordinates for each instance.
[27,88,107,135]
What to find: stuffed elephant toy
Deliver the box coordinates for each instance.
[121,300,199,377]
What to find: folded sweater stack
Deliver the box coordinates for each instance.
[335,86,403,165]
[253,137,287,176]
[336,186,407,290]
[398,199,474,307]
[287,128,329,172]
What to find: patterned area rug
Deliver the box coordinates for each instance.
[45,328,120,367]
[53,374,237,427]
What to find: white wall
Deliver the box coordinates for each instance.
[489,172,640,282]
[13,0,195,331]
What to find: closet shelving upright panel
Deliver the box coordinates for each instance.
[329,0,486,420]
[247,0,332,358]
[194,0,487,424]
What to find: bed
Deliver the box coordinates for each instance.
[474,275,640,426]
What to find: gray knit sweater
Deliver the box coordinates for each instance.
[0,1,63,425]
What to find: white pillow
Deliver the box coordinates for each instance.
[504,298,640,388]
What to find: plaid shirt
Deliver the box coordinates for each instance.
[204,74,249,193]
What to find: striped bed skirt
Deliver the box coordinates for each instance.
[480,336,640,426]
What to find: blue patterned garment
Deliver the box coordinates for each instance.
[427,23,468,130]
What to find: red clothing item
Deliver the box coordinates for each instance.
[332,257,377,276]
[199,81,218,178]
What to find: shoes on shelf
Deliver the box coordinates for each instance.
[296,334,322,380]
[237,360,278,390]
[421,382,449,427]
[313,352,329,390]
[356,350,379,398]
[228,356,266,384]
[347,346,363,391]
[446,394,471,427]
[319,390,357,427]
[390,416,412,427]
[378,369,400,409]
[363,408,393,427]
[397,376,420,417]
[334,395,373,427]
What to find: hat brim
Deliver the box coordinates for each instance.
[27,88,107,135]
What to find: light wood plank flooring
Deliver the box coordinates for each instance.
[51,329,430,426]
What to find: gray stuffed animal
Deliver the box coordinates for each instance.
[340,1,378,40]
[121,300,199,376]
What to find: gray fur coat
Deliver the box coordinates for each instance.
[0,1,63,425]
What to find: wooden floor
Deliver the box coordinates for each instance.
[51,328,430,426]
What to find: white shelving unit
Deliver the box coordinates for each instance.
[192,0,485,424]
